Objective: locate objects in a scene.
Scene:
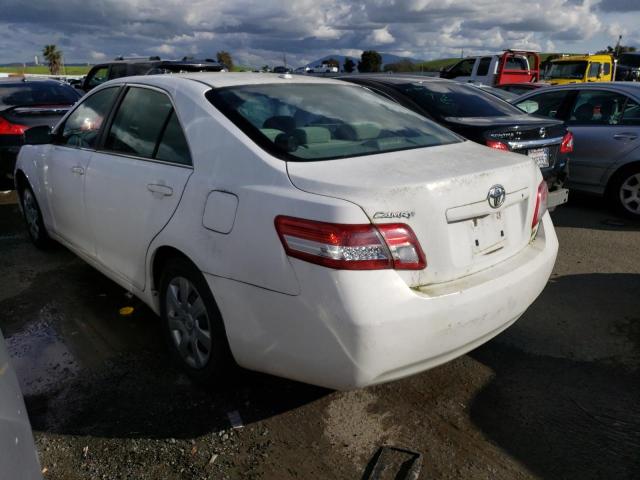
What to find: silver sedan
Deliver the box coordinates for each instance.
[513,83,640,218]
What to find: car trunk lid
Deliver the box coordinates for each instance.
[286,140,540,287]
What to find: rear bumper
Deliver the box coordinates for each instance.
[547,187,569,209]
[206,213,558,390]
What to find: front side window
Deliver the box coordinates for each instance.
[545,61,587,80]
[588,62,601,78]
[59,87,119,148]
[87,67,109,88]
[105,87,173,158]
[207,84,460,162]
[515,90,572,118]
[568,90,627,125]
[447,59,475,78]
[395,82,523,119]
[109,64,128,79]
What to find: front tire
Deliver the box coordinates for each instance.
[20,185,52,249]
[159,257,234,384]
[609,165,640,219]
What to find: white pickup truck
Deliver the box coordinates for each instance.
[441,50,540,86]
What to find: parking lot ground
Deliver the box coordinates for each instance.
[1,192,639,480]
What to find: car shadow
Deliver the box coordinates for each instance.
[551,192,640,231]
[0,204,329,440]
[469,273,640,479]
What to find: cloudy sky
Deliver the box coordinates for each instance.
[0,0,638,67]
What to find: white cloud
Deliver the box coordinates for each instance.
[89,50,107,60]
[366,26,395,45]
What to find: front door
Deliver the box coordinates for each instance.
[84,86,193,290]
[45,86,121,254]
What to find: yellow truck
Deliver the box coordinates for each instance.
[543,54,615,85]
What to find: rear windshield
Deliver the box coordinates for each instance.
[0,81,80,107]
[206,84,460,161]
[545,61,587,80]
[393,82,523,119]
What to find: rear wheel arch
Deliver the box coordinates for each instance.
[605,160,640,194]
[14,169,29,194]
[605,160,640,217]
[151,246,200,293]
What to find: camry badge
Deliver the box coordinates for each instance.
[539,127,546,138]
[487,185,506,209]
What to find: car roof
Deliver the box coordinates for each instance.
[339,74,454,85]
[103,72,349,89]
[0,77,71,86]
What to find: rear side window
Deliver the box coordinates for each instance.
[475,57,492,77]
[603,63,611,75]
[621,98,640,126]
[104,87,191,165]
[110,64,128,79]
[155,111,191,165]
[515,90,572,118]
[59,87,119,149]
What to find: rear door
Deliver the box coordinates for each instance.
[564,89,638,187]
[45,86,120,253]
[84,85,192,290]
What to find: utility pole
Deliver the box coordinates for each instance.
[614,35,622,58]
[461,48,464,58]
[283,52,287,68]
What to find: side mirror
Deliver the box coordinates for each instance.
[24,125,53,145]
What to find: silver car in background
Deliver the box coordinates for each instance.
[0,331,41,480]
[513,83,640,218]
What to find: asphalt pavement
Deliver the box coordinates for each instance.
[0,190,638,480]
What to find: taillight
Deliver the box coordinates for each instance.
[274,216,426,270]
[560,131,574,154]
[0,116,28,135]
[532,181,549,229]
[486,140,510,151]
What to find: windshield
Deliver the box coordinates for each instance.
[393,81,524,119]
[207,84,460,162]
[0,81,80,107]
[619,54,640,68]
[545,61,587,80]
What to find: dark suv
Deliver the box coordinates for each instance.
[81,57,227,92]
[615,53,640,82]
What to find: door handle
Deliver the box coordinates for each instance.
[614,133,638,141]
[71,166,84,175]
[147,183,173,197]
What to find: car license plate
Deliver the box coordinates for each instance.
[471,212,506,255]
[528,147,549,168]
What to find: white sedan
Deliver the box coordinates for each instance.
[15,73,558,390]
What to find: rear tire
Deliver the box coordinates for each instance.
[159,257,235,385]
[608,165,640,220]
[20,184,52,249]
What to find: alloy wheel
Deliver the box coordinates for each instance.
[165,276,212,369]
[22,189,40,239]
[619,173,640,215]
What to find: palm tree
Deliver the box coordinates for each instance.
[43,45,62,75]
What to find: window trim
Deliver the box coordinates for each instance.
[96,83,193,168]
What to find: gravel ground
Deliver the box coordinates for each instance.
[0,190,639,479]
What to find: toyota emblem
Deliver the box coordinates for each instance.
[539,127,546,138]
[487,184,506,209]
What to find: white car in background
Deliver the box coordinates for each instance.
[15,73,557,390]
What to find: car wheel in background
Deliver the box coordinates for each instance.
[609,165,640,220]
[159,257,235,384]
[20,185,52,249]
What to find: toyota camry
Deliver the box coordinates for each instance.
[14,73,558,389]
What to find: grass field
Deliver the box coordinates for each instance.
[0,65,91,75]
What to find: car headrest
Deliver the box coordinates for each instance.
[334,122,381,141]
[293,127,331,144]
